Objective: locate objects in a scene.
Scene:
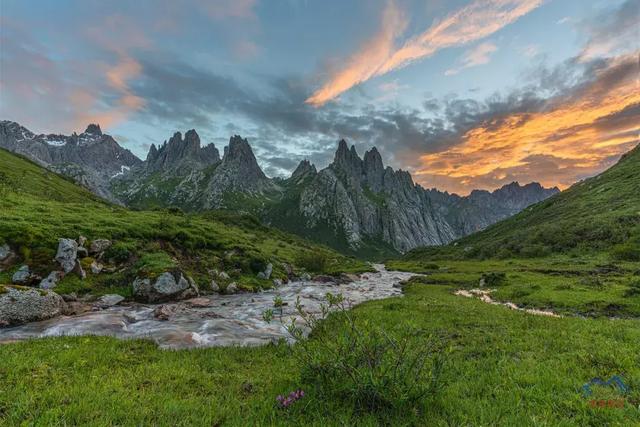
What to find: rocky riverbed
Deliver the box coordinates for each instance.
[0,265,414,349]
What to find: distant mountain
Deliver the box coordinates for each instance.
[0,121,559,255]
[265,140,558,256]
[406,143,640,260]
[0,121,141,202]
[111,131,275,210]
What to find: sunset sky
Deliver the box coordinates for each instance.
[1,0,638,194]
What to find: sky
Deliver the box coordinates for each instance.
[1,0,638,195]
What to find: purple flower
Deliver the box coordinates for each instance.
[276,389,305,408]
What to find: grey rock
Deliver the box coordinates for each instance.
[0,244,12,262]
[89,239,112,255]
[218,271,230,280]
[0,286,66,326]
[95,294,125,308]
[153,304,175,321]
[300,273,311,281]
[225,282,238,294]
[90,260,103,274]
[264,263,273,280]
[61,292,78,302]
[210,280,220,293]
[12,265,32,284]
[132,271,199,303]
[256,272,266,279]
[272,279,283,287]
[73,261,86,280]
[77,235,87,247]
[55,238,78,273]
[39,271,63,289]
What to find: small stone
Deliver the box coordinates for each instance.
[73,260,86,280]
[40,271,64,289]
[256,272,267,279]
[95,294,125,308]
[218,271,230,280]
[61,292,78,302]
[184,297,210,308]
[273,279,283,287]
[300,273,311,281]
[89,239,112,255]
[90,261,103,275]
[0,244,13,262]
[153,305,175,321]
[263,263,273,279]
[225,282,238,294]
[77,236,87,247]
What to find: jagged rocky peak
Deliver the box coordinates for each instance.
[146,129,220,171]
[363,147,384,191]
[291,159,317,182]
[221,135,266,177]
[332,139,363,178]
[84,124,102,136]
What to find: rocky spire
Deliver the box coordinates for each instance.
[363,147,384,192]
[221,135,267,179]
[84,124,102,136]
[145,129,220,172]
[291,159,317,182]
[332,139,363,179]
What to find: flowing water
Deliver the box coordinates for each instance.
[0,265,414,349]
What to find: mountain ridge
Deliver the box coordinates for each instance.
[0,120,559,255]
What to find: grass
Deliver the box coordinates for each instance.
[1,273,639,425]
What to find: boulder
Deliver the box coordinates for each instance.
[264,263,273,279]
[12,265,33,284]
[281,262,295,278]
[55,238,78,273]
[39,271,63,289]
[95,294,125,308]
[225,282,238,294]
[0,286,66,326]
[300,273,311,281]
[273,279,283,287]
[132,271,199,303]
[218,271,230,280]
[210,280,220,293]
[89,239,112,255]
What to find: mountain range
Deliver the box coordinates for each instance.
[0,121,559,255]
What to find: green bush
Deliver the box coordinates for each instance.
[271,294,447,414]
[104,242,135,263]
[295,251,328,273]
[480,272,506,287]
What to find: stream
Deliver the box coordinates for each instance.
[0,265,414,349]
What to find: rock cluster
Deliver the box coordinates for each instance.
[132,271,199,303]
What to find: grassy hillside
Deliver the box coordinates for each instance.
[0,148,369,296]
[406,144,640,261]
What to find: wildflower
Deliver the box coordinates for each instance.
[276,389,305,408]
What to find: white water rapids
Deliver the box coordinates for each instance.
[0,265,414,349]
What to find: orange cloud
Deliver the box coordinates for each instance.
[305,0,406,106]
[306,0,543,106]
[414,53,640,195]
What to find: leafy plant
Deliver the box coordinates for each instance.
[267,293,447,414]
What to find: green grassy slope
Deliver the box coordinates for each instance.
[2,274,638,425]
[407,144,640,260]
[0,148,369,295]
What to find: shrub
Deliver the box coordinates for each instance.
[480,272,506,287]
[295,251,328,273]
[269,294,447,414]
[104,242,134,263]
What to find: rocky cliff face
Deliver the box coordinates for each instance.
[291,140,559,253]
[0,121,141,202]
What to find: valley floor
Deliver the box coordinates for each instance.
[1,257,639,426]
